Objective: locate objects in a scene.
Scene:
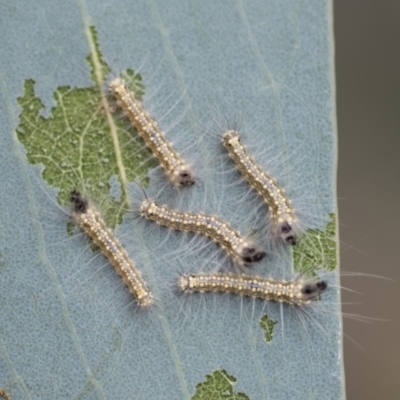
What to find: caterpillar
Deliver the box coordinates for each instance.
[178,272,327,306]
[222,130,298,245]
[71,190,154,307]
[139,198,266,267]
[109,78,195,188]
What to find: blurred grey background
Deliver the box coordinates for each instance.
[335,1,400,398]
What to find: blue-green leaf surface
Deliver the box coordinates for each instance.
[0,1,342,399]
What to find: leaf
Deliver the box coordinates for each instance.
[0,1,342,399]
[192,370,250,400]
[16,27,154,227]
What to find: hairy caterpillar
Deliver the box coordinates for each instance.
[222,130,298,245]
[109,78,195,188]
[138,197,266,267]
[178,272,327,306]
[71,190,153,307]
